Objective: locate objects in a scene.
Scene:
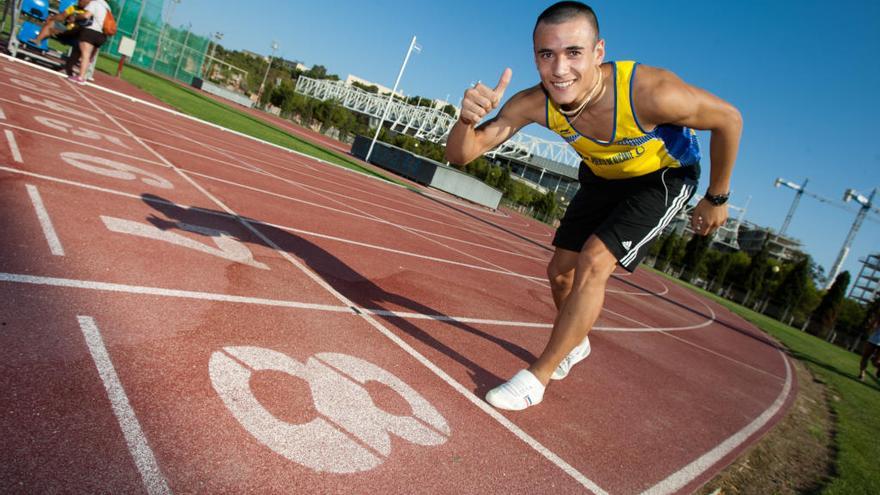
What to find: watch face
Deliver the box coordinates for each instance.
[708,194,728,205]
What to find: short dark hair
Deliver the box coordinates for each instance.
[533,2,600,43]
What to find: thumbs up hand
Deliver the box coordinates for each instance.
[459,68,512,126]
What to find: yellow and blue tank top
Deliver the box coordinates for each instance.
[546,60,700,180]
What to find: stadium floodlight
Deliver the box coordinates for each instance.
[204,31,224,78]
[257,41,280,103]
[152,0,182,71]
[774,177,809,235]
[173,22,193,80]
[365,36,422,163]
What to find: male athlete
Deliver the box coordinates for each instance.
[445,1,742,410]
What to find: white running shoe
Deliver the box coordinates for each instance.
[551,336,591,381]
[485,369,545,411]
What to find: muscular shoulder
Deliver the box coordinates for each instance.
[498,84,548,127]
[632,65,696,127]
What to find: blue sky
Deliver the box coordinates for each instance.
[170,0,880,283]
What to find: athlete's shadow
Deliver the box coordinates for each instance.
[141,193,537,394]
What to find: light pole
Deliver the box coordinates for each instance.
[365,35,421,163]
[152,0,181,71]
[257,40,279,104]
[204,31,223,78]
[774,177,809,235]
[131,0,148,41]
[173,22,192,80]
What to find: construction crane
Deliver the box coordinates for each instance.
[774,177,809,235]
[826,188,880,289]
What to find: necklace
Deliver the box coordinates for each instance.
[556,65,605,121]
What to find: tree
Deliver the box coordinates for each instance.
[495,166,512,193]
[681,234,711,282]
[771,257,810,319]
[655,234,680,273]
[836,298,867,341]
[305,65,329,79]
[708,251,733,292]
[269,80,296,109]
[743,239,771,304]
[533,191,557,219]
[808,271,851,338]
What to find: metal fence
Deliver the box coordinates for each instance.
[105,0,209,84]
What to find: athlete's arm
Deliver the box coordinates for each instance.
[445,69,538,165]
[634,66,743,236]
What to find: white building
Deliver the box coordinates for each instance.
[345,74,401,98]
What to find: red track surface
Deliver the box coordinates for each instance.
[0,56,795,494]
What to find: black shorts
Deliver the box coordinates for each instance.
[56,27,107,48]
[552,165,699,272]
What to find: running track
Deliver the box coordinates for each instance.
[0,55,795,494]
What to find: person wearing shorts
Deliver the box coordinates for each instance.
[445,1,742,410]
[28,0,87,46]
[859,327,880,381]
[55,0,110,83]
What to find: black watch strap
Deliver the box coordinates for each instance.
[704,192,730,206]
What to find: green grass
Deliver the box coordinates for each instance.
[648,267,880,494]
[93,56,411,188]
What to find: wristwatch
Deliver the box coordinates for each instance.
[704,191,730,206]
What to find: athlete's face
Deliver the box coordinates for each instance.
[533,17,605,107]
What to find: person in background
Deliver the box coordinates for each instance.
[28,0,87,46]
[858,325,880,381]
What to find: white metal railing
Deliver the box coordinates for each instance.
[294,76,580,166]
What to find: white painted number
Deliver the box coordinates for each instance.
[101,216,270,270]
[19,94,99,122]
[60,151,172,188]
[209,347,449,473]
[35,116,129,148]
[2,66,61,88]
[10,79,77,102]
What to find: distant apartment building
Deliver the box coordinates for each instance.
[662,201,743,252]
[850,253,880,305]
[345,74,400,98]
[736,224,804,262]
[277,58,307,72]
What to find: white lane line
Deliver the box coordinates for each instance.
[4,129,22,162]
[184,169,550,268]
[0,270,716,334]
[84,89,549,257]
[0,106,6,119]
[25,184,65,255]
[0,121,166,166]
[642,351,793,495]
[659,329,783,380]
[0,52,408,190]
[254,165,550,264]
[0,272,352,313]
[68,83,608,494]
[365,309,553,328]
[76,316,172,495]
[260,220,546,281]
[0,166,549,281]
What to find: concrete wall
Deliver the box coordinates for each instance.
[196,80,254,108]
[351,136,502,209]
[430,165,502,210]
[351,136,436,185]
